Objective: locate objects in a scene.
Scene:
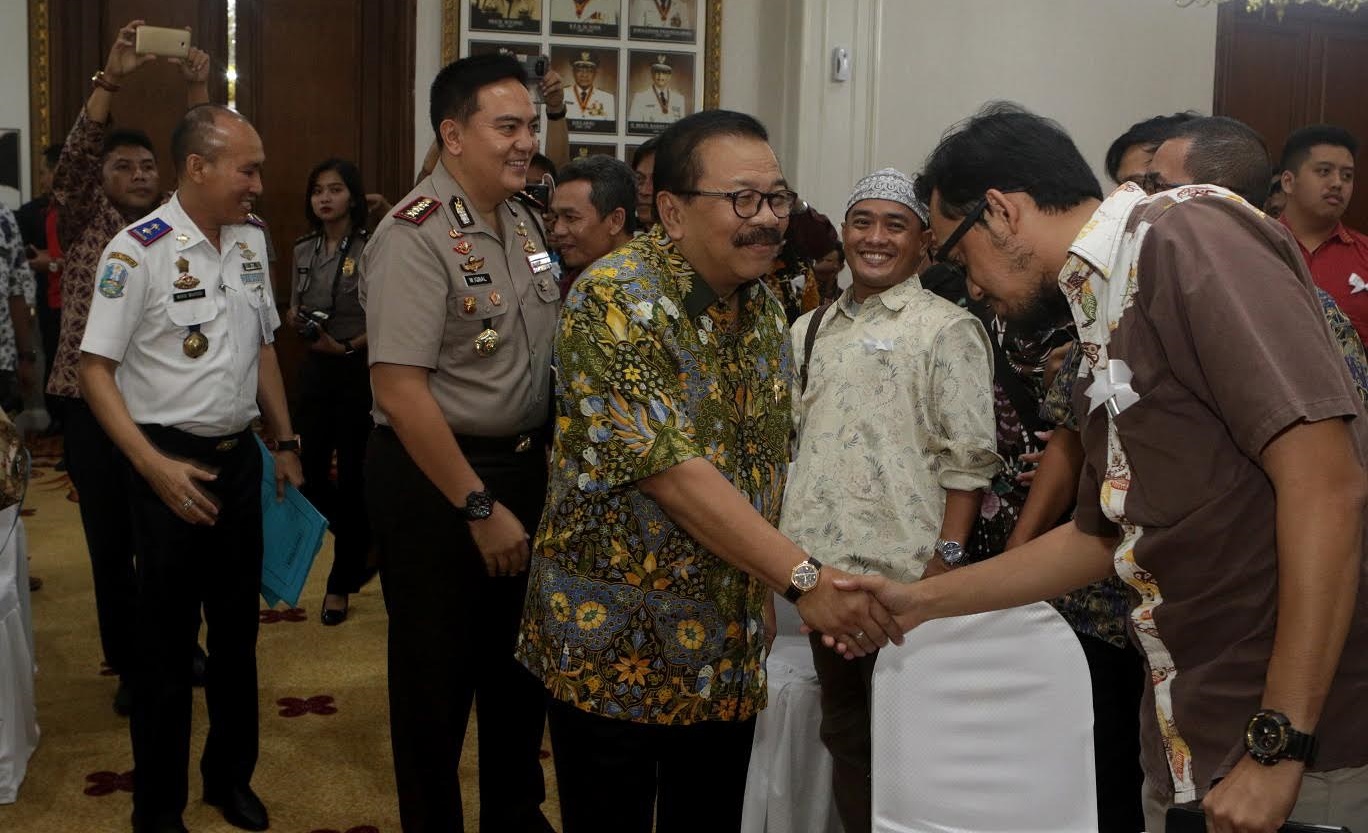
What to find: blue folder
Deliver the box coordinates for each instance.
[257,437,328,608]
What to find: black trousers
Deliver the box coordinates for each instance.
[37,304,62,426]
[1080,633,1147,833]
[295,349,373,595]
[367,426,552,833]
[122,426,263,827]
[546,697,757,833]
[62,397,136,675]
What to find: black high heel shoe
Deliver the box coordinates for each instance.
[321,594,349,626]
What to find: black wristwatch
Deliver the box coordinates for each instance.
[458,489,495,521]
[1245,709,1317,766]
[267,435,301,453]
[784,556,822,603]
[545,107,567,121]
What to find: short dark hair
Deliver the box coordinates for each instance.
[1168,116,1270,205]
[653,110,769,197]
[631,137,659,170]
[429,53,528,135]
[1279,124,1359,175]
[170,104,247,175]
[42,143,63,168]
[529,153,556,182]
[304,158,368,232]
[556,155,637,233]
[102,128,155,160]
[1104,111,1201,183]
[916,102,1102,220]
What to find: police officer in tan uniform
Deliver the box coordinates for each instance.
[361,53,558,833]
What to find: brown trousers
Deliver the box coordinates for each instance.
[808,632,881,833]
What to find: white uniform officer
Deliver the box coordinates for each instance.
[79,104,300,833]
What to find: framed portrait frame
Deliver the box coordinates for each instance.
[444,0,721,161]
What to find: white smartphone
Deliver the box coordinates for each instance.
[134,26,191,59]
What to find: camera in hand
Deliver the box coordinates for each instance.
[295,307,331,342]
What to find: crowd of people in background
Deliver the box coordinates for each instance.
[3,19,1367,833]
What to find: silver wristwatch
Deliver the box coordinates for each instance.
[935,539,966,566]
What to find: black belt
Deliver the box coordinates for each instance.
[140,424,254,456]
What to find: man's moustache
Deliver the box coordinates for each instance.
[734,228,782,247]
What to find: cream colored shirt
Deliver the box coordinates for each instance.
[780,277,1000,582]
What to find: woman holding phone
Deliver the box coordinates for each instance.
[288,158,374,625]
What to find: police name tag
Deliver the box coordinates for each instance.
[173,289,207,302]
[464,273,493,287]
[242,261,264,272]
[527,252,553,274]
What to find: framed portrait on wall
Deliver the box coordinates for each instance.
[552,47,619,133]
[468,0,543,34]
[549,0,620,38]
[625,50,692,135]
[627,0,697,43]
[444,0,721,161]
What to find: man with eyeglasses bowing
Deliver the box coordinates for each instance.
[515,110,903,833]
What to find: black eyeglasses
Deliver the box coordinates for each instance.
[672,188,801,219]
[1139,172,1189,195]
[928,197,988,264]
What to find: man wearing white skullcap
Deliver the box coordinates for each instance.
[779,166,1001,832]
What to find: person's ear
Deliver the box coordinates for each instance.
[984,188,1023,236]
[606,206,626,238]
[439,118,464,157]
[657,191,687,240]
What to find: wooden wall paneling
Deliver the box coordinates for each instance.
[47,0,106,143]
[1213,4,1308,154]
[1316,29,1368,232]
[361,0,417,202]
[1214,5,1368,231]
[102,1,229,191]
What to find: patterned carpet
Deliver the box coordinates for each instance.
[0,434,562,833]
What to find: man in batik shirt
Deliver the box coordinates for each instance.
[517,110,899,833]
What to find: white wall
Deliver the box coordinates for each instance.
[414,0,444,181]
[783,0,1219,221]
[0,0,31,209]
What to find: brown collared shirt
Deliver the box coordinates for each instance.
[1065,184,1368,802]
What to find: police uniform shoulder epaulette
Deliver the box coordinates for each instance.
[127,217,172,247]
[393,196,440,225]
[245,212,267,229]
[512,190,546,213]
[294,230,321,245]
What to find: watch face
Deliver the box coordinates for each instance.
[792,560,820,592]
[1247,715,1287,757]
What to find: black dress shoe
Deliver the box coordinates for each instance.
[113,677,133,717]
[190,644,207,688]
[320,590,350,623]
[204,784,269,831]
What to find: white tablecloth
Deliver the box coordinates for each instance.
[740,603,844,833]
[0,505,38,804]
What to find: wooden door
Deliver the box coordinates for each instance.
[1215,4,1368,232]
[43,0,415,401]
